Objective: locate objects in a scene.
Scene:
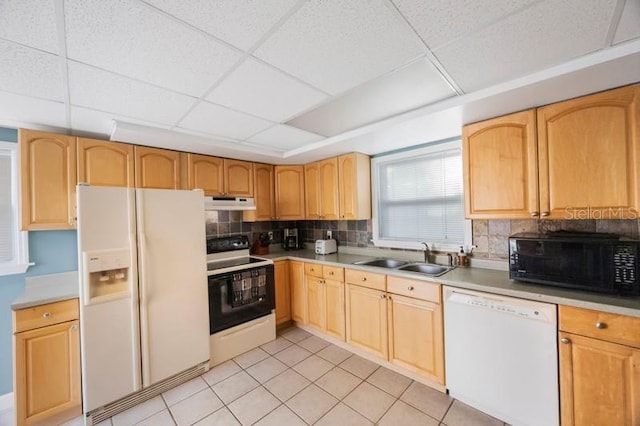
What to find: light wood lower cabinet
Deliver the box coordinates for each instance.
[13,299,81,426]
[344,272,444,383]
[274,261,291,326]
[290,261,306,324]
[558,305,640,426]
[304,264,345,340]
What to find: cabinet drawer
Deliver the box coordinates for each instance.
[559,305,640,348]
[304,263,323,278]
[14,299,79,333]
[323,266,344,281]
[345,269,386,291]
[387,276,440,303]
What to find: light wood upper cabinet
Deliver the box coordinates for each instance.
[274,165,305,220]
[134,146,182,189]
[338,153,371,220]
[14,300,81,426]
[305,158,339,220]
[537,84,640,219]
[290,260,307,324]
[185,154,223,196]
[224,159,253,197]
[558,305,640,425]
[244,163,275,222]
[463,84,640,220]
[463,110,538,219]
[274,260,291,326]
[77,138,134,187]
[19,129,77,230]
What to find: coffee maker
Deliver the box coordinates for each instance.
[282,228,299,250]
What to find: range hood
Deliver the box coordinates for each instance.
[204,197,256,211]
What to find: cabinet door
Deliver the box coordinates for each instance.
[77,138,134,187]
[388,294,444,383]
[186,154,223,196]
[346,284,388,359]
[274,261,291,326]
[324,279,345,341]
[19,129,77,230]
[134,146,182,189]
[319,158,339,220]
[462,110,538,219]
[304,162,321,219]
[224,159,253,197]
[14,320,81,425]
[559,332,640,426]
[244,163,274,222]
[306,276,325,331]
[338,153,371,220]
[290,261,307,324]
[275,166,305,220]
[538,84,640,219]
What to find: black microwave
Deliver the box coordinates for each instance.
[509,232,639,296]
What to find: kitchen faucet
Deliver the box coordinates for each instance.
[421,242,431,263]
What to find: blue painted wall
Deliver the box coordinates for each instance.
[0,128,78,395]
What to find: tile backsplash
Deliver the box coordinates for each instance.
[205,211,640,261]
[473,219,640,260]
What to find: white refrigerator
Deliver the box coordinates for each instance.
[77,186,210,415]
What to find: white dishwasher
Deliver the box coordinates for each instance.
[443,286,559,426]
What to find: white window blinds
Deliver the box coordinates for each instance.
[0,152,13,262]
[375,145,465,247]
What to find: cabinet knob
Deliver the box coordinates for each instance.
[329,272,334,276]
[530,212,539,217]
[408,286,414,291]
[595,322,607,329]
[361,277,367,281]
[42,312,51,319]
[540,212,550,217]
[561,338,570,344]
[70,325,78,331]
[380,294,386,299]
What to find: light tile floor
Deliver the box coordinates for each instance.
[1,326,509,426]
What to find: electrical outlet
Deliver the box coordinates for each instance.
[268,231,273,240]
[327,230,332,239]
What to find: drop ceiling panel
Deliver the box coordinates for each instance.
[392,0,537,50]
[0,0,59,53]
[143,0,300,50]
[179,101,273,140]
[613,0,640,45]
[68,62,196,124]
[0,40,63,101]
[287,58,456,136]
[207,58,328,122]
[0,91,67,129]
[64,0,242,97]
[254,0,426,95]
[248,124,324,150]
[434,0,617,92]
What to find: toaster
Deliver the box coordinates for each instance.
[315,239,337,255]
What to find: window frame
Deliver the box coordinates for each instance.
[0,141,30,275]
[371,140,472,252]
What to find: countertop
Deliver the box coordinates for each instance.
[12,271,79,310]
[260,249,640,318]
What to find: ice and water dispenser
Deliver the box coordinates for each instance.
[82,248,132,304]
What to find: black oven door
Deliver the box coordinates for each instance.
[208,265,275,334]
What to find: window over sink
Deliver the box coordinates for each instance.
[0,141,29,275]
[371,139,471,252]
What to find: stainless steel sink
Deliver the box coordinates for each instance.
[352,258,409,268]
[396,263,452,276]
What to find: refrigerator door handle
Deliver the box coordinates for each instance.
[136,191,152,387]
